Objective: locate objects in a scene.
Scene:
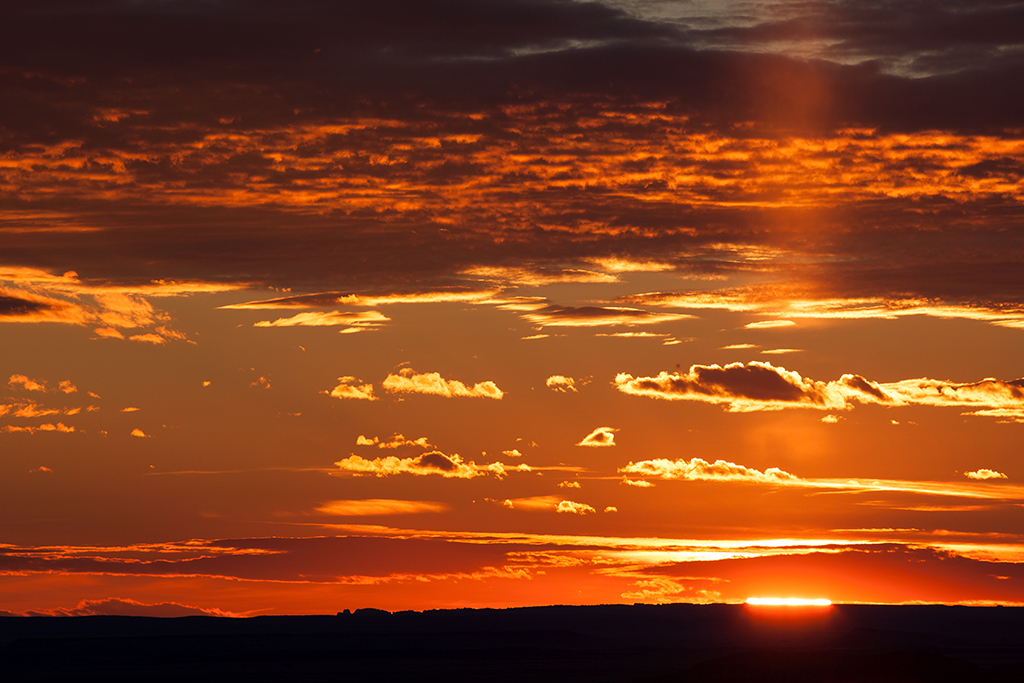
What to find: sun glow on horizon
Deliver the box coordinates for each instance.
[746,597,832,607]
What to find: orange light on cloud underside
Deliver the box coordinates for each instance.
[745,597,832,607]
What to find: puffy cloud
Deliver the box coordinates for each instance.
[965,469,1008,481]
[128,333,165,344]
[557,500,597,515]
[29,466,53,473]
[327,377,377,401]
[558,481,581,489]
[130,428,149,438]
[382,368,503,399]
[545,375,577,393]
[577,427,618,447]
[334,451,482,479]
[253,310,388,330]
[620,458,800,484]
[9,374,46,392]
[821,414,841,424]
[57,380,77,394]
[316,499,448,516]
[615,362,1024,415]
[603,506,618,513]
[621,477,654,488]
[502,449,523,458]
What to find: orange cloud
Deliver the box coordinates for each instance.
[316,499,449,516]
[327,377,377,401]
[1,422,74,434]
[57,380,77,393]
[624,288,1024,330]
[615,362,1024,416]
[128,333,166,344]
[9,374,46,392]
[620,457,800,484]
[545,375,577,393]
[94,327,125,339]
[965,469,1008,481]
[253,310,389,330]
[334,451,482,479]
[382,368,503,399]
[356,434,432,449]
[619,457,1024,503]
[515,302,690,328]
[222,289,498,309]
[577,427,618,447]
[130,428,149,438]
[557,500,596,515]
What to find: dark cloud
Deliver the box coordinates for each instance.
[0,0,1022,305]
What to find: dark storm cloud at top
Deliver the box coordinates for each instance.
[1,0,1023,300]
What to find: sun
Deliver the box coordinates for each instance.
[745,598,832,606]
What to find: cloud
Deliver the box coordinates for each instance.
[545,375,577,393]
[615,362,1024,417]
[130,428,149,438]
[511,302,691,328]
[57,380,77,393]
[253,310,389,330]
[46,597,234,618]
[9,374,46,392]
[745,320,796,329]
[821,414,841,424]
[382,368,503,399]
[502,449,523,458]
[577,427,618,447]
[357,434,432,449]
[128,333,166,344]
[965,469,1008,481]
[29,466,53,473]
[557,500,597,515]
[622,477,654,488]
[558,481,581,489]
[603,506,618,513]
[621,458,800,484]
[334,451,482,479]
[316,499,448,516]
[94,327,125,339]
[224,289,499,309]
[0,422,74,434]
[619,457,1024,503]
[327,377,377,401]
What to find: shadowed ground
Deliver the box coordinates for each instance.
[2,604,1023,681]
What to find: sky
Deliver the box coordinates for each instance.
[2,0,1024,616]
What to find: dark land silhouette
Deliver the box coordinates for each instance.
[2,603,1023,681]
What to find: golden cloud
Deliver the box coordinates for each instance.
[556,500,597,515]
[545,375,577,393]
[382,368,503,399]
[356,434,432,449]
[253,310,389,329]
[577,426,618,447]
[327,377,377,401]
[965,469,1008,481]
[333,451,482,479]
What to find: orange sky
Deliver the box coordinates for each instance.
[1,0,1023,617]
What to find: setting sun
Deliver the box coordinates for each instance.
[746,598,833,607]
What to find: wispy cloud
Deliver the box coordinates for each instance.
[577,427,618,447]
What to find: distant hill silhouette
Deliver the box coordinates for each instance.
[2,604,1023,681]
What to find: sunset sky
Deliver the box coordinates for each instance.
[2,0,1024,616]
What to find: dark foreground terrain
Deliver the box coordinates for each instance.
[2,604,1023,682]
